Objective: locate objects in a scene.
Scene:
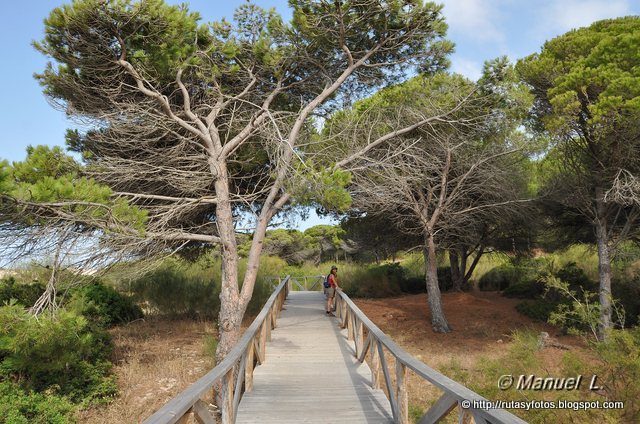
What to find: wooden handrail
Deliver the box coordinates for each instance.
[144,276,290,424]
[268,275,324,291]
[335,289,528,424]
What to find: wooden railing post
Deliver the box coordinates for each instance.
[266,311,272,341]
[245,340,255,392]
[370,338,381,389]
[220,368,235,424]
[396,361,408,424]
[260,320,267,361]
[176,411,192,424]
[347,310,354,340]
[355,318,363,358]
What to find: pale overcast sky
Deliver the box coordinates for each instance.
[1,0,638,229]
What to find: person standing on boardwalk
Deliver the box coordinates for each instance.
[325,265,340,316]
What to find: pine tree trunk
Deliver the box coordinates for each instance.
[449,248,462,291]
[595,192,612,340]
[424,234,451,332]
[464,246,484,290]
[212,164,242,361]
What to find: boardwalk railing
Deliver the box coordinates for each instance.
[335,290,527,424]
[267,275,324,291]
[144,276,290,424]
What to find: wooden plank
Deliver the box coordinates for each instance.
[253,338,263,365]
[348,310,355,340]
[192,400,215,424]
[356,318,364,358]
[232,357,247,420]
[417,393,458,424]
[236,291,393,424]
[220,369,234,424]
[266,311,272,342]
[370,335,381,389]
[396,361,408,424]
[378,340,398,421]
[459,407,473,424]
[259,320,267,360]
[470,410,489,424]
[176,411,192,424]
[358,332,372,363]
[245,339,255,392]
[292,279,305,291]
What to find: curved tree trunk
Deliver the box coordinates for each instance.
[424,234,451,332]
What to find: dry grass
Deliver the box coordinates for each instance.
[77,319,216,423]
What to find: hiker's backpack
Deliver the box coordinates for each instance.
[323,274,331,288]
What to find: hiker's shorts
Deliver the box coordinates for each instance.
[324,287,335,298]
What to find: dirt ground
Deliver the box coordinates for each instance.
[355,291,581,358]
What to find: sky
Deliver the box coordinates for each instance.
[1,0,638,230]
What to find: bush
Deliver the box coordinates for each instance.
[131,263,221,319]
[398,276,425,294]
[503,277,544,298]
[612,276,640,327]
[0,303,116,404]
[0,381,75,424]
[593,328,640,421]
[69,281,143,326]
[478,264,522,291]
[516,300,564,322]
[555,262,596,292]
[340,263,403,298]
[130,255,287,320]
[0,277,45,307]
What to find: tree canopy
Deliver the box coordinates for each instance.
[517,16,640,338]
[6,0,461,358]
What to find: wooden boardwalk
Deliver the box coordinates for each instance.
[235,291,393,423]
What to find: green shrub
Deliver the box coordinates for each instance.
[131,263,221,319]
[340,263,403,298]
[0,277,45,307]
[0,381,75,424]
[478,264,521,291]
[555,262,596,292]
[244,277,273,318]
[398,276,425,294]
[0,303,116,404]
[130,255,286,320]
[503,277,544,298]
[69,281,143,326]
[612,276,640,327]
[515,300,564,322]
[593,328,640,421]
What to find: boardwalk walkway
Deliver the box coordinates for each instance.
[235,291,393,423]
